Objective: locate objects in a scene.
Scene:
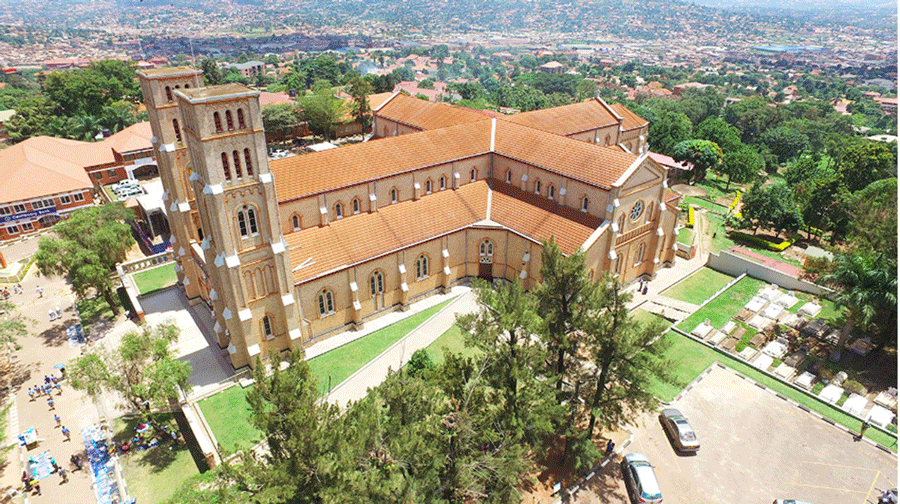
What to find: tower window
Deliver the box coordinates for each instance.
[615,255,622,275]
[221,153,231,180]
[244,148,254,176]
[390,188,398,204]
[237,108,246,129]
[352,198,360,215]
[233,151,243,178]
[416,254,429,280]
[172,119,181,143]
[164,86,173,103]
[213,112,223,133]
[425,179,432,194]
[635,242,645,266]
[439,176,446,190]
[225,110,234,131]
[262,315,274,340]
[238,207,259,238]
[292,214,301,231]
[335,203,343,219]
[318,289,335,317]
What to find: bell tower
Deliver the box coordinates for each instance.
[173,84,303,369]
[137,67,205,300]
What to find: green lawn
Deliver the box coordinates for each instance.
[76,295,120,336]
[785,291,845,326]
[646,332,897,451]
[676,275,768,333]
[733,322,758,353]
[701,213,803,268]
[196,384,260,455]
[114,414,203,504]
[133,265,177,295]
[676,226,693,245]
[694,172,742,203]
[423,323,482,366]
[683,195,729,213]
[662,268,735,305]
[198,297,457,455]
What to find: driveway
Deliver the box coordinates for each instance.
[570,365,896,504]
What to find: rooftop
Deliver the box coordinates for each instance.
[176,83,259,102]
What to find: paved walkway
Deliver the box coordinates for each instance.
[322,286,476,408]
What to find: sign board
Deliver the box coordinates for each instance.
[0,207,56,224]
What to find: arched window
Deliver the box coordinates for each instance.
[221,153,231,180]
[617,214,625,233]
[262,315,274,340]
[225,110,234,131]
[247,208,258,235]
[390,188,398,204]
[318,289,335,317]
[352,198,360,215]
[335,203,343,219]
[232,151,242,178]
[534,180,542,195]
[470,168,477,182]
[165,86,173,102]
[237,207,259,238]
[594,131,599,143]
[237,209,248,237]
[425,179,432,194]
[505,170,512,184]
[244,148,254,176]
[213,112,223,133]
[615,255,622,275]
[184,83,190,89]
[548,184,555,200]
[369,270,384,297]
[635,242,645,266]
[172,118,181,143]
[416,254,429,280]
[581,197,589,212]
[605,134,611,145]
[237,108,246,129]
[439,176,446,190]
[292,214,301,231]
[479,239,494,256]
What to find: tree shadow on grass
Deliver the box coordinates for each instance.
[114,412,210,476]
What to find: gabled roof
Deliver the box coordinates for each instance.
[608,103,649,131]
[104,122,153,154]
[375,93,490,131]
[493,120,638,190]
[271,120,493,201]
[502,98,619,136]
[285,180,601,284]
[0,136,95,202]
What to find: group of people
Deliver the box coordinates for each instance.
[27,374,62,402]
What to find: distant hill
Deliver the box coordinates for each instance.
[687,0,896,13]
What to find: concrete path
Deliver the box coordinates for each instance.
[322,286,477,409]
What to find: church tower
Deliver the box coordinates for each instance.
[136,67,205,300]
[173,84,303,369]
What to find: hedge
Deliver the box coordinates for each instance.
[729,231,801,251]
[687,206,695,228]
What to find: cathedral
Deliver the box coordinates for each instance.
[137,66,682,370]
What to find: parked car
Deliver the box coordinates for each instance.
[659,408,699,452]
[621,453,663,504]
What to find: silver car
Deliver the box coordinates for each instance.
[621,453,663,504]
[659,408,699,452]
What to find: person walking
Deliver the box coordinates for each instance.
[54,414,61,427]
[47,397,54,410]
[857,419,871,440]
[36,285,43,297]
[61,425,70,441]
[54,382,62,395]
[50,456,59,473]
[70,453,82,471]
[58,467,68,483]
[605,439,615,457]
[31,479,40,496]
[27,387,34,401]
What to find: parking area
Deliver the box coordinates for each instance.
[570,365,896,504]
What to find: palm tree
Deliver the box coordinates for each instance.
[817,251,897,361]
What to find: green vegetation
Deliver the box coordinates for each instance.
[677,275,768,332]
[198,297,456,455]
[423,323,481,366]
[662,267,734,305]
[677,226,693,245]
[684,196,728,213]
[76,295,119,335]
[115,414,203,504]
[133,265,177,295]
[729,231,801,251]
[646,332,897,451]
[733,323,758,353]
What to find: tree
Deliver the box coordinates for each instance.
[760,126,810,164]
[838,140,897,193]
[0,300,28,352]
[35,203,134,315]
[200,58,224,86]
[66,322,191,433]
[672,139,723,184]
[847,178,897,256]
[346,75,372,131]
[298,80,345,140]
[695,117,742,156]
[43,60,136,117]
[99,100,138,134]
[740,182,803,237]
[719,144,762,191]
[813,251,897,359]
[647,110,692,156]
[261,103,301,143]
[3,95,55,143]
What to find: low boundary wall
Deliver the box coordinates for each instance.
[707,250,830,296]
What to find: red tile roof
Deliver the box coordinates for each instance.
[259,91,294,107]
[608,103,649,131]
[375,93,489,131]
[502,99,619,136]
[285,180,602,284]
[0,136,96,202]
[104,122,153,154]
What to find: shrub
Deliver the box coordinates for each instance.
[818,366,835,383]
[407,348,435,378]
[728,231,800,251]
[687,206,695,228]
[844,379,867,396]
